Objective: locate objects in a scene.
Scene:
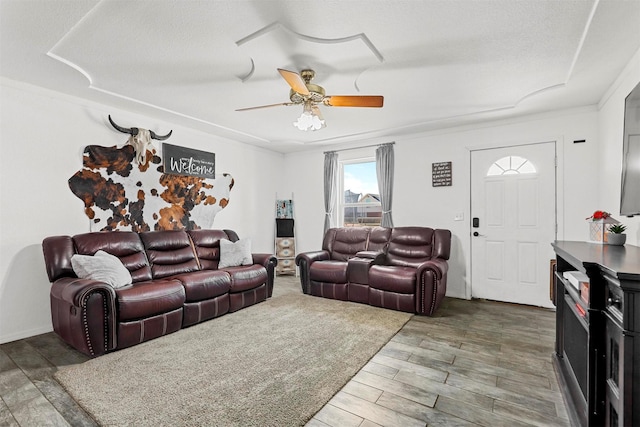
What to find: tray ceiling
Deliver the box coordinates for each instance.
[1,0,639,153]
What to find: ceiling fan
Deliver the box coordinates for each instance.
[236,69,384,131]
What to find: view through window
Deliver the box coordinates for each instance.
[341,161,381,227]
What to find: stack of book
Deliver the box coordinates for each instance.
[563,271,590,303]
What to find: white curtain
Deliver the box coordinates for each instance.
[323,151,338,234]
[376,143,394,227]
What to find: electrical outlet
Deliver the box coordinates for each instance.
[454,212,464,221]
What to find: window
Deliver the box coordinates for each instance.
[487,156,537,176]
[339,160,381,227]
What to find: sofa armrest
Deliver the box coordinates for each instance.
[252,253,277,269]
[295,250,330,265]
[348,251,387,285]
[51,277,116,307]
[415,258,449,316]
[295,251,330,294]
[252,253,278,298]
[415,258,449,280]
[355,250,385,261]
[50,278,117,357]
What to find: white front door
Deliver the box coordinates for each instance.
[470,142,556,308]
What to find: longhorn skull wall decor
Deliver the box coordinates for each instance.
[108,115,173,165]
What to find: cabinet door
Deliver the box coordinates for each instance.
[605,314,622,427]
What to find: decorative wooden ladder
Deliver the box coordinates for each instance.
[275,195,296,276]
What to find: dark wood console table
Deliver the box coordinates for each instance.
[552,241,640,427]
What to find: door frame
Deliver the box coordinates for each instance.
[466,138,566,301]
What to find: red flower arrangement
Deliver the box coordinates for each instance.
[586,210,611,221]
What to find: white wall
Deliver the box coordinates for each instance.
[2,47,638,343]
[0,79,284,343]
[283,108,602,300]
[598,48,640,245]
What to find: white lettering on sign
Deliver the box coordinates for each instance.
[169,157,215,177]
[432,161,452,187]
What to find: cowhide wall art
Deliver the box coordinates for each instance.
[69,141,233,232]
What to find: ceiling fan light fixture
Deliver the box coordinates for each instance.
[293,111,325,131]
[293,102,325,131]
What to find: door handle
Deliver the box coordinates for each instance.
[473,231,484,237]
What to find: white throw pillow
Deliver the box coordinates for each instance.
[71,250,132,288]
[219,238,253,268]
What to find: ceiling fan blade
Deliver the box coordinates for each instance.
[323,95,384,108]
[277,68,310,96]
[236,102,294,112]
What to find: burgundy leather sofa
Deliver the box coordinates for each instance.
[295,226,451,316]
[42,229,276,357]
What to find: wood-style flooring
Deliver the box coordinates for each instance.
[306,296,569,427]
[1,277,568,426]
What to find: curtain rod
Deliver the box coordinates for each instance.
[323,141,394,154]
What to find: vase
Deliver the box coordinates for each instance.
[607,233,626,246]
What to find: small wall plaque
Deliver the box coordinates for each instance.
[432,161,452,187]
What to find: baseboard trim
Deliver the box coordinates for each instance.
[0,325,53,345]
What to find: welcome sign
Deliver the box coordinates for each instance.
[162,143,215,179]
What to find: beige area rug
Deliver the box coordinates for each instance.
[54,276,412,426]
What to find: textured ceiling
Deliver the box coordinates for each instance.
[1,0,639,153]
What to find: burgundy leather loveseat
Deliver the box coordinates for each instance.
[42,229,276,357]
[295,226,451,316]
